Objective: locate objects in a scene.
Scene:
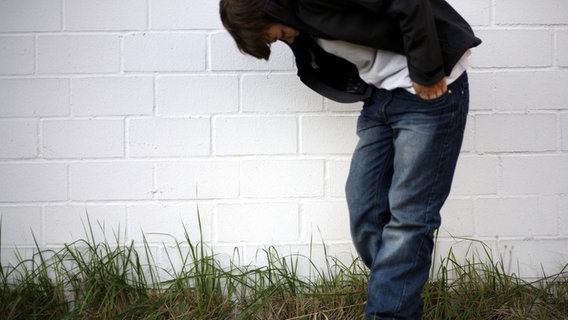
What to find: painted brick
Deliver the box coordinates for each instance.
[123,33,206,72]
[43,205,127,245]
[0,79,69,117]
[1,247,37,270]
[72,77,153,116]
[42,119,124,158]
[537,196,560,236]
[432,238,498,270]
[533,195,567,237]
[446,0,492,26]
[157,75,238,116]
[157,244,237,272]
[474,197,556,237]
[451,156,499,196]
[215,116,297,155]
[471,30,552,68]
[460,115,474,153]
[242,74,323,112]
[0,0,567,278]
[558,30,568,67]
[128,118,210,157]
[302,200,350,241]
[495,71,568,110]
[502,155,568,195]
[64,0,147,31]
[328,160,350,198]
[439,199,474,237]
[495,0,568,25]
[150,0,222,30]
[201,243,243,270]
[468,72,494,111]
[216,203,299,242]
[562,113,568,151]
[69,162,153,201]
[301,116,357,154]
[244,242,356,273]
[475,114,556,153]
[0,37,34,75]
[127,203,213,243]
[325,99,362,112]
[0,207,41,245]
[559,196,568,236]
[0,0,61,32]
[38,35,120,74]
[210,32,294,71]
[0,164,68,202]
[242,160,324,198]
[155,160,240,199]
[0,120,37,159]
[496,239,567,278]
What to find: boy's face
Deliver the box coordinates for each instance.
[265,23,299,44]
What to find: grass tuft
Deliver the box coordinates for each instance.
[0,218,566,319]
[424,241,568,320]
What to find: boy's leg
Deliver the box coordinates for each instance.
[346,89,395,268]
[349,73,469,320]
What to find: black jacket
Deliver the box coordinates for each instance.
[264,0,481,103]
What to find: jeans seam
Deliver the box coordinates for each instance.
[394,86,461,317]
[395,235,427,318]
[424,73,467,226]
[372,145,393,227]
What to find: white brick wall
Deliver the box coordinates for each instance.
[64,0,148,31]
[72,77,154,116]
[242,160,325,198]
[155,160,240,199]
[157,75,239,115]
[0,120,38,158]
[215,116,297,155]
[123,33,206,72]
[0,79,69,117]
[559,31,568,67]
[42,119,124,158]
[128,118,210,157]
[0,164,68,202]
[217,202,299,242]
[38,35,121,74]
[494,0,568,25]
[69,162,154,200]
[0,0,61,32]
[1,0,567,278]
[0,37,34,75]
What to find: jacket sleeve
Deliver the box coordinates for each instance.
[351,0,445,85]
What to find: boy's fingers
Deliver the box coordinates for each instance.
[413,79,447,100]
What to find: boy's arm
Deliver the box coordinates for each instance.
[296,0,448,98]
[352,0,445,87]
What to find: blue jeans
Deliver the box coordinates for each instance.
[346,72,469,320]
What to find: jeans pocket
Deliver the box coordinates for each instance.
[420,88,455,105]
[399,88,451,107]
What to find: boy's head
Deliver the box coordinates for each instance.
[219,0,299,60]
[219,0,273,60]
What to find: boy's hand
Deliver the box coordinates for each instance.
[412,78,447,100]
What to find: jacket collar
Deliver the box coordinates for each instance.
[264,0,330,39]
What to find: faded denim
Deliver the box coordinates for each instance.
[345,72,469,320]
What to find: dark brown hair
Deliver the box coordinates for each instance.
[219,0,274,60]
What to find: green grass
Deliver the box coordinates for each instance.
[1,218,567,320]
[424,242,568,320]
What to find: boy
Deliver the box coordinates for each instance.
[220,0,481,319]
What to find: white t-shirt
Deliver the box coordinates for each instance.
[315,38,470,94]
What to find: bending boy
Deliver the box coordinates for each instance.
[220,0,481,319]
